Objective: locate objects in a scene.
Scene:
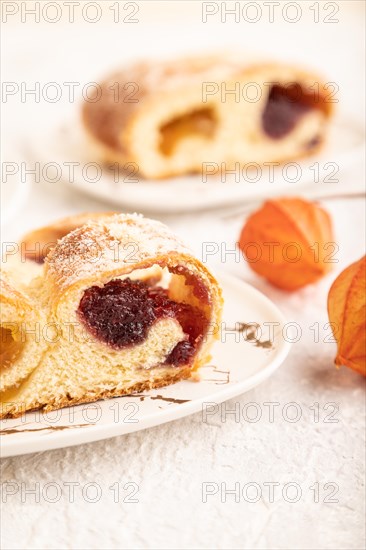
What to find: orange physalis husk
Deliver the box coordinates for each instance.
[239,197,334,290]
[327,256,366,377]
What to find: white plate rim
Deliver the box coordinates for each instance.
[24,111,365,214]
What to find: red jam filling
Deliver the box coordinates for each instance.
[77,278,208,367]
[262,84,313,139]
[170,265,210,303]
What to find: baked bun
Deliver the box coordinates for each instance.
[0,274,46,394]
[4,211,161,288]
[82,54,333,179]
[20,211,117,265]
[2,212,117,290]
[0,213,223,418]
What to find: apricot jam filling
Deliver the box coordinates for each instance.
[77,277,209,367]
[159,107,218,156]
[0,326,23,371]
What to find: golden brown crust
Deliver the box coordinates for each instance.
[1,367,193,419]
[45,213,192,291]
[21,211,117,264]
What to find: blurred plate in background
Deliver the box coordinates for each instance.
[28,112,364,213]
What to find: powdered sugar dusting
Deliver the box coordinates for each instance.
[45,213,193,290]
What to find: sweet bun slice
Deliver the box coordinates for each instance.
[2,212,117,293]
[20,211,117,265]
[4,212,162,288]
[82,54,333,179]
[0,274,46,395]
[0,214,222,418]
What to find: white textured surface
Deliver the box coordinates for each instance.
[1,195,365,550]
[1,4,365,549]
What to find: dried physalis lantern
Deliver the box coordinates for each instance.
[327,256,366,377]
[239,197,334,290]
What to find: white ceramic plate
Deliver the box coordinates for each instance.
[0,271,290,457]
[28,112,364,213]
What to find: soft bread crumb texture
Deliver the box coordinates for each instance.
[0,213,223,418]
